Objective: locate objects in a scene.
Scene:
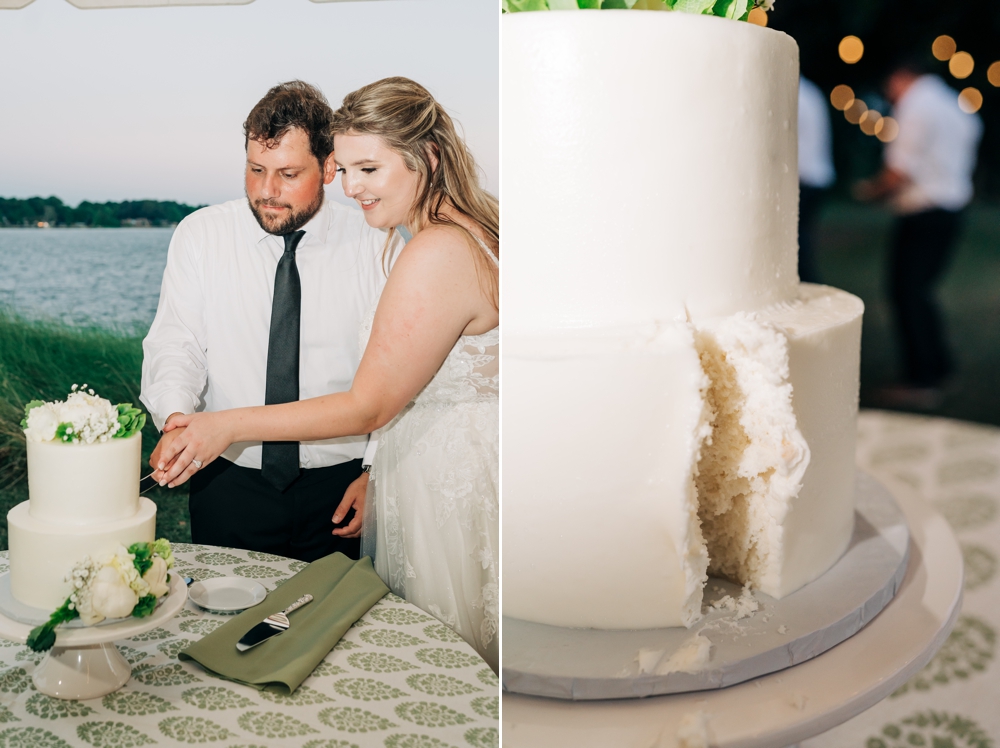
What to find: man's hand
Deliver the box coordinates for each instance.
[853,167,907,202]
[149,413,186,479]
[332,472,369,538]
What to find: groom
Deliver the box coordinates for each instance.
[141,81,396,562]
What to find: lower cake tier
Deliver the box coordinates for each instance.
[7,497,157,611]
[502,284,864,630]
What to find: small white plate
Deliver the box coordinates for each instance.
[188,578,267,613]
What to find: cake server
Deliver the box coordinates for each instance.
[236,594,313,652]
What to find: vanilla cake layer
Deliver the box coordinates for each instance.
[27,433,141,525]
[502,286,863,630]
[695,285,863,602]
[8,497,156,611]
[503,12,800,335]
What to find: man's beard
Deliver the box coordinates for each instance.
[247,187,324,235]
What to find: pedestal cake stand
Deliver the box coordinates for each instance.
[0,573,187,700]
[502,473,963,747]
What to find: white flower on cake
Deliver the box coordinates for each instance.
[27,539,174,652]
[89,565,139,621]
[142,556,170,598]
[20,386,146,445]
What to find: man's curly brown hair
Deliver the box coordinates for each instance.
[243,80,335,166]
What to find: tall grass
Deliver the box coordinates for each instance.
[0,311,190,546]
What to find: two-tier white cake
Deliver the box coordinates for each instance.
[8,397,155,612]
[503,11,864,630]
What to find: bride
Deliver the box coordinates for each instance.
[153,77,499,670]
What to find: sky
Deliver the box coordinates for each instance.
[0,0,498,208]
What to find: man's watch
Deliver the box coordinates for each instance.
[361,464,373,474]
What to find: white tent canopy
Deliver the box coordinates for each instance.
[1,0,390,8]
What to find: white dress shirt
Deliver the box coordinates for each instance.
[798,76,836,189]
[886,75,983,214]
[141,197,393,470]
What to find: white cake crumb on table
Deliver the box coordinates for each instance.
[676,710,711,748]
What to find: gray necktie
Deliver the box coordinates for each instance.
[260,230,304,491]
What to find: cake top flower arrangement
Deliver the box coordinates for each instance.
[503,0,773,18]
[20,385,145,444]
[27,539,175,652]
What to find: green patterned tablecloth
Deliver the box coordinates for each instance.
[803,410,999,748]
[0,546,498,748]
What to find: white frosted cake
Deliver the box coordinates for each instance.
[8,393,155,611]
[503,11,864,630]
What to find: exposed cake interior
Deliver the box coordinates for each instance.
[691,314,810,599]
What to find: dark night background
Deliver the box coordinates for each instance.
[772,0,1000,196]
[768,0,1000,426]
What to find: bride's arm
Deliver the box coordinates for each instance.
[155,225,495,487]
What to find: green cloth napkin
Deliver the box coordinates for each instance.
[179,553,388,694]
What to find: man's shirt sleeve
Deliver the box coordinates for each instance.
[140,216,209,431]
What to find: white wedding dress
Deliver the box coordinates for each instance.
[360,245,499,672]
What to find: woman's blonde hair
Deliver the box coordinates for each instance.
[331,77,499,308]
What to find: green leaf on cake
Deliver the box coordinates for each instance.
[547,0,579,7]
[601,0,628,6]
[711,0,750,18]
[27,599,79,653]
[671,0,717,12]
[132,595,157,618]
[632,0,670,9]
[129,543,154,576]
[503,0,550,11]
[114,403,146,440]
[54,422,78,443]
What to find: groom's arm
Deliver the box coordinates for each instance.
[140,218,209,435]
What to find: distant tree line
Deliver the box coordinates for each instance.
[0,196,204,228]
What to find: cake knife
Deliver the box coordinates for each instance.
[236,594,314,652]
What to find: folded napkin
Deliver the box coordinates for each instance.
[179,552,388,694]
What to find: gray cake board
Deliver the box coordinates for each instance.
[502,471,910,700]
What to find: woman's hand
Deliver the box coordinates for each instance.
[332,472,368,538]
[153,411,237,487]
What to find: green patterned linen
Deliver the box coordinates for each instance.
[179,554,388,694]
[801,411,1000,747]
[0,546,497,747]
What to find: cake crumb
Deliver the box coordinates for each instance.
[789,693,807,711]
[777,624,788,634]
[710,584,759,620]
[656,633,712,675]
[676,710,710,748]
[636,648,665,675]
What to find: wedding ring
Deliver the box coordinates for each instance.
[192,459,204,469]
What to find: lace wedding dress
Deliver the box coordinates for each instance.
[360,248,499,672]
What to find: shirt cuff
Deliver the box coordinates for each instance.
[145,393,200,432]
[362,436,379,467]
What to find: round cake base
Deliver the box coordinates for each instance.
[502,471,909,700]
[0,573,187,700]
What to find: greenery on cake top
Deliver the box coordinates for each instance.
[20,385,146,444]
[503,0,773,18]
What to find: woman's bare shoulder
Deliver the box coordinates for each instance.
[397,223,490,269]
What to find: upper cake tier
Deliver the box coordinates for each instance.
[503,12,801,333]
[27,433,141,525]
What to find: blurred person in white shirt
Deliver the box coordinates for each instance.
[798,76,836,284]
[855,57,983,408]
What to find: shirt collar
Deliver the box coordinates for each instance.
[247,196,332,249]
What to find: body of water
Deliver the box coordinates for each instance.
[0,227,172,329]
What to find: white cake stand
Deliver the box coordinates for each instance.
[0,573,187,700]
[502,477,964,748]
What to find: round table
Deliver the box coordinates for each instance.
[503,411,981,748]
[0,546,498,748]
